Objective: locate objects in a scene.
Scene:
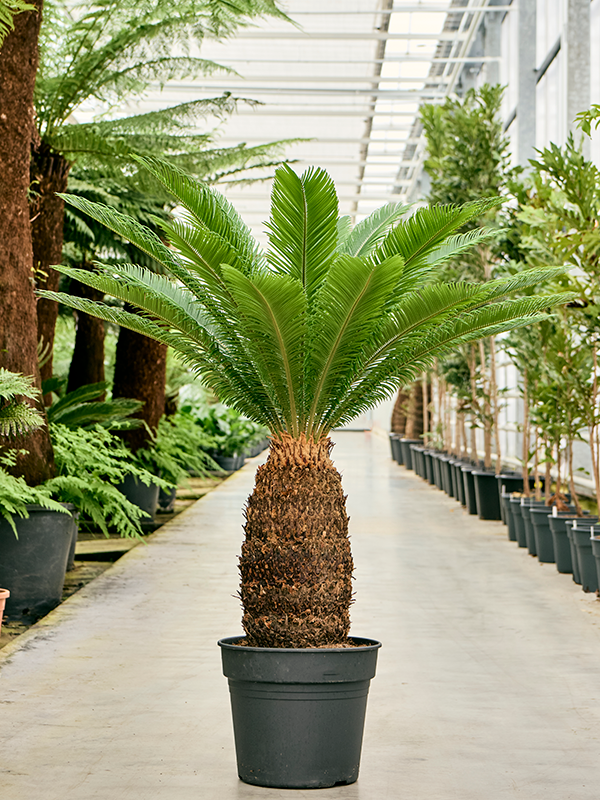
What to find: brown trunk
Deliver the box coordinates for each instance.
[468,344,479,462]
[0,1,56,484]
[112,322,167,452]
[31,143,71,383]
[404,381,424,439]
[567,438,583,516]
[479,339,492,469]
[421,372,428,441]
[67,267,106,394]
[522,373,530,497]
[391,388,409,435]
[240,433,353,648]
[544,437,551,502]
[489,336,502,474]
[533,429,541,502]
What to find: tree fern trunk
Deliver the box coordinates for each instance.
[0,0,56,485]
[67,274,106,395]
[31,143,71,383]
[240,434,353,648]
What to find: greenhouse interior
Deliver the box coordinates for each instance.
[2,1,600,797]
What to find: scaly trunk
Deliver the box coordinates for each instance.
[67,264,106,394]
[0,0,56,485]
[112,322,167,453]
[240,433,353,648]
[31,143,71,383]
[390,387,409,435]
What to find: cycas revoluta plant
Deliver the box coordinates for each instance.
[39,160,573,648]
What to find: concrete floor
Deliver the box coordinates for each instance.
[2,431,600,799]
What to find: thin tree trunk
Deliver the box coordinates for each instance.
[240,433,353,648]
[567,438,583,516]
[533,428,542,501]
[112,323,167,453]
[421,372,428,442]
[67,265,106,394]
[522,372,530,497]
[590,342,600,509]
[544,437,551,502]
[479,339,492,469]
[490,336,502,473]
[31,144,71,383]
[468,344,478,463]
[0,0,56,484]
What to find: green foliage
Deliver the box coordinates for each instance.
[0,369,45,438]
[0,0,34,48]
[44,380,143,430]
[134,411,220,484]
[39,160,573,441]
[0,450,69,536]
[192,406,267,457]
[47,424,169,537]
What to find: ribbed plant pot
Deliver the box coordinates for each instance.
[0,505,74,621]
[219,636,381,789]
[214,454,246,471]
[520,499,547,556]
[0,588,9,636]
[461,465,478,515]
[571,523,599,592]
[66,512,80,571]
[409,444,424,478]
[549,515,576,573]
[472,471,501,520]
[438,455,454,497]
[432,452,443,490]
[423,451,435,485]
[495,474,522,523]
[117,474,159,519]
[389,433,403,464]
[400,439,420,471]
[501,493,516,541]
[509,497,527,548]
[591,534,600,594]
[451,460,466,506]
[529,507,555,563]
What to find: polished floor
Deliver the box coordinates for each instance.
[1,431,600,799]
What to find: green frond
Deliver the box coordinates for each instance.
[0,404,44,438]
[0,368,40,403]
[266,165,339,301]
[338,202,411,258]
[372,198,503,272]
[222,267,306,435]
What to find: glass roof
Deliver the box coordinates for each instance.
[79,1,505,242]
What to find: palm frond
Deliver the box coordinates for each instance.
[338,202,411,257]
[266,165,339,301]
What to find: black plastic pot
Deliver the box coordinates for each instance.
[66,512,80,571]
[509,497,527,548]
[117,474,159,519]
[472,471,502,520]
[219,636,381,789]
[432,452,443,489]
[501,493,516,541]
[461,465,478,515]
[389,433,403,464]
[214,454,246,471]
[529,507,555,563]
[400,439,420,471]
[591,534,600,592]
[409,444,424,478]
[451,460,466,506]
[158,486,177,513]
[568,520,600,592]
[520,499,547,556]
[438,455,453,497]
[423,451,435,485]
[549,515,576,573]
[0,505,74,621]
[565,520,583,584]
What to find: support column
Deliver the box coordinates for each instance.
[566,0,591,154]
[517,0,537,166]
[483,11,502,86]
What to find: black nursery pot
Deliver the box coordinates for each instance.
[461,465,478,515]
[432,452,443,489]
[501,493,517,541]
[219,636,381,789]
[569,520,600,592]
[423,451,435,485]
[0,505,74,621]
[450,460,466,506]
[400,439,421,471]
[389,433,403,464]
[472,471,502,520]
[520,498,547,556]
[529,507,555,563]
[549,515,577,573]
[509,497,527,548]
[438,455,454,497]
[117,474,159,519]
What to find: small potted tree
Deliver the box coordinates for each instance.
[40,160,572,789]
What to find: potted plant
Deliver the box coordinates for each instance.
[40,160,572,788]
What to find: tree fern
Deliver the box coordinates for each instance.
[0,369,45,438]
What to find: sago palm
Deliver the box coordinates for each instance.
[39,160,573,648]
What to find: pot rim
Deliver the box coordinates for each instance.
[218,635,382,654]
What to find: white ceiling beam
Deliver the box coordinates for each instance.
[235,31,467,41]
[175,76,452,84]
[209,56,502,64]
[285,6,516,13]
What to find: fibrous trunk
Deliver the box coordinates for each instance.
[67,266,106,394]
[0,0,56,484]
[112,323,167,453]
[31,142,71,383]
[240,434,354,649]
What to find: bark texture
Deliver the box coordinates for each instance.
[67,272,106,394]
[31,143,71,383]
[112,324,167,452]
[240,434,354,648]
[392,381,426,438]
[0,1,56,484]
